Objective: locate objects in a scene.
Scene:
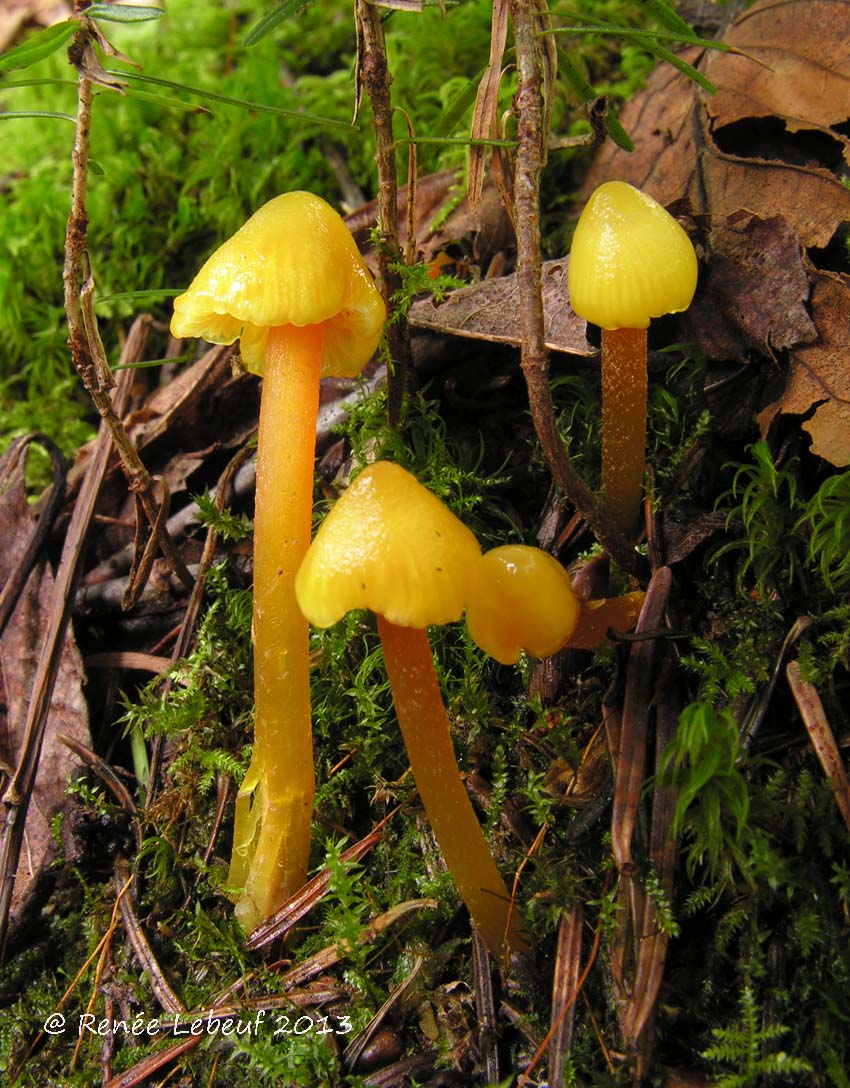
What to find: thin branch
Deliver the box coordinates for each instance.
[113,858,186,1015]
[549,906,584,1084]
[354,0,412,425]
[611,566,673,873]
[62,22,193,594]
[510,0,644,578]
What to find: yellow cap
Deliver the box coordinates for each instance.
[568,181,697,331]
[171,191,385,377]
[295,462,482,630]
[465,545,580,665]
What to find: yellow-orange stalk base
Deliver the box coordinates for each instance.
[231,323,321,932]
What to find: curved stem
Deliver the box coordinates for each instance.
[231,324,321,931]
[377,616,526,957]
[601,327,647,540]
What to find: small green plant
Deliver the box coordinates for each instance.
[658,702,751,887]
[387,253,468,322]
[702,984,812,1087]
[801,468,850,590]
[712,442,806,607]
[320,838,382,999]
[195,488,253,543]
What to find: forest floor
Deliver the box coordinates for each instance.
[1,1,849,1086]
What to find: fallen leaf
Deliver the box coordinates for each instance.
[408,258,594,356]
[664,511,730,565]
[0,456,90,929]
[347,171,515,276]
[579,0,850,250]
[125,344,259,469]
[758,273,850,466]
[687,211,817,360]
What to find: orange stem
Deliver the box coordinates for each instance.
[231,323,321,930]
[377,616,527,957]
[601,326,647,540]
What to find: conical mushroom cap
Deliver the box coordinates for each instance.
[170,192,385,377]
[568,181,697,331]
[295,462,482,630]
[465,545,580,665]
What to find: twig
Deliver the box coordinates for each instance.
[80,367,387,589]
[469,0,511,210]
[343,953,425,1070]
[58,734,137,822]
[610,566,673,873]
[517,906,602,1088]
[113,858,186,1015]
[62,21,192,595]
[354,0,412,425]
[510,0,643,579]
[622,658,681,1070]
[472,925,500,1085]
[740,617,813,750]
[244,819,389,949]
[102,1037,202,1088]
[279,899,438,989]
[145,440,256,812]
[548,906,583,1086]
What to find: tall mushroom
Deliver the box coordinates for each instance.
[294,461,526,957]
[568,181,697,539]
[171,192,385,930]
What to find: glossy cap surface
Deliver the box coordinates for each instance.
[465,545,580,665]
[568,181,697,330]
[170,192,385,377]
[295,462,482,630]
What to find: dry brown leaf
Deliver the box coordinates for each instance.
[67,343,257,542]
[124,344,252,458]
[580,0,850,250]
[687,211,817,360]
[408,257,594,356]
[0,459,90,928]
[468,0,510,209]
[348,171,514,278]
[758,273,850,466]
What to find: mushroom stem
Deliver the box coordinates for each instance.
[231,323,322,930]
[601,326,647,540]
[376,615,526,957]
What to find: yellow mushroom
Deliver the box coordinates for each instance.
[171,192,385,930]
[465,544,646,662]
[568,181,697,539]
[295,461,526,958]
[465,546,580,665]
